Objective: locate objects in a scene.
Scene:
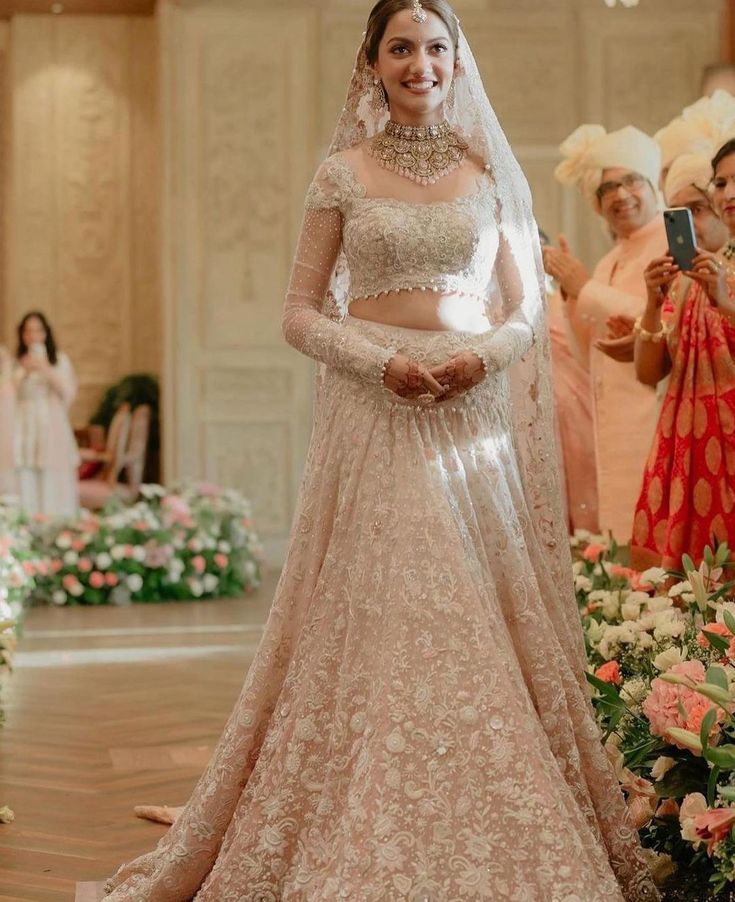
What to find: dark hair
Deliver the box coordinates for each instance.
[16,310,58,365]
[364,0,459,65]
[712,138,735,176]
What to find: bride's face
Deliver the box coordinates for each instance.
[373,8,456,126]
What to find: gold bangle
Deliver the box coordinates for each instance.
[633,316,668,343]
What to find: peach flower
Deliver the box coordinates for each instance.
[642,660,722,753]
[695,808,735,855]
[583,543,607,562]
[214,553,229,569]
[105,572,119,587]
[595,660,623,686]
[89,571,105,589]
[78,558,92,573]
[697,621,732,649]
[680,793,708,845]
[191,555,206,574]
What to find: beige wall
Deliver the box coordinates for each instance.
[2,13,161,428]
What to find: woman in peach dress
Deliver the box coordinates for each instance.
[104,2,657,899]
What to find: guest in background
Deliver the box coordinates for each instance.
[543,124,662,544]
[0,345,15,497]
[539,229,598,533]
[631,145,735,569]
[13,311,79,516]
[595,152,730,366]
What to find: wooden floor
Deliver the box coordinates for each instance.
[0,573,278,902]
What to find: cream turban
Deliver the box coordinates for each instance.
[663,153,713,206]
[655,89,735,170]
[555,124,661,202]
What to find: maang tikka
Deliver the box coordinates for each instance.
[411,0,427,24]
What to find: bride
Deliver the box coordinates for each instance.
[104,1,658,899]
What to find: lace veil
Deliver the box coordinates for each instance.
[315,22,576,629]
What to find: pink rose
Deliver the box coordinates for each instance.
[89,571,105,589]
[643,661,726,753]
[71,538,85,552]
[78,558,92,573]
[697,621,732,649]
[595,660,623,686]
[192,555,206,574]
[105,572,119,587]
[214,553,229,569]
[62,574,79,591]
[50,559,63,573]
[695,808,735,855]
[21,560,35,576]
[124,545,135,558]
[583,543,607,562]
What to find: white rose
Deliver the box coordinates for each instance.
[244,560,257,579]
[132,546,146,563]
[621,678,648,708]
[69,582,84,598]
[203,574,218,593]
[647,596,673,614]
[63,550,78,566]
[217,541,231,553]
[651,756,676,781]
[603,593,621,621]
[111,545,126,561]
[621,601,642,621]
[641,567,668,586]
[653,646,687,672]
[126,573,143,592]
[51,590,67,606]
[575,575,593,592]
[188,578,203,597]
[95,552,112,570]
[55,533,72,550]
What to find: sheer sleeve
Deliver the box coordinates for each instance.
[470,224,536,374]
[282,162,398,385]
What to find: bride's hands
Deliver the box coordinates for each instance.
[382,353,446,400]
[429,351,486,400]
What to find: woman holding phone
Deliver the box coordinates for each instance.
[12,311,79,516]
[631,143,735,569]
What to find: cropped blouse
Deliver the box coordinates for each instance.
[282,152,534,386]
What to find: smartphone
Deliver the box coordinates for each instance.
[663,207,697,272]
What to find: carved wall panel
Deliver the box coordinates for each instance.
[162,2,317,560]
[4,15,160,427]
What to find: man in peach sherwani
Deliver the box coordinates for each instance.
[544,125,663,543]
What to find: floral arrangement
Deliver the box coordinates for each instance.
[29,483,263,606]
[0,506,32,825]
[574,530,735,895]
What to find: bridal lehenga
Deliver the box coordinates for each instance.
[103,21,659,902]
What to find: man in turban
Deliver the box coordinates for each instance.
[543,124,663,544]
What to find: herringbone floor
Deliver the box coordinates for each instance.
[0,574,277,902]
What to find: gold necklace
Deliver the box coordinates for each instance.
[369,120,468,186]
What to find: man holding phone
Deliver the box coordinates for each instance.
[543,124,663,544]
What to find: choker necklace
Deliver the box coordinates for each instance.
[370,120,468,186]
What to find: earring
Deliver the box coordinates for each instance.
[446,79,456,111]
[371,78,388,112]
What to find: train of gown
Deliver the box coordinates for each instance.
[104,319,657,901]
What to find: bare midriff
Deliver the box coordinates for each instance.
[348,289,491,333]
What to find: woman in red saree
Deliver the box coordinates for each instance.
[631,142,735,569]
